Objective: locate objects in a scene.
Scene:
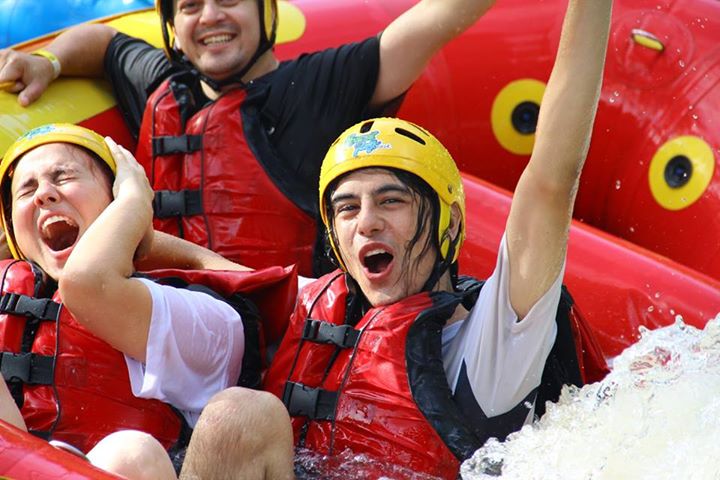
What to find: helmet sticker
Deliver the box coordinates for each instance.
[344,131,390,158]
[18,124,57,142]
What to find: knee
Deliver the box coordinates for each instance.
[198,387,291,445]
[206,387,289,422]
[88,430,176,480]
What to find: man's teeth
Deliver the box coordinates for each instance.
[365,248,388,257]
[203,34,232,45]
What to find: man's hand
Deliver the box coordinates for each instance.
[0,49,57,106]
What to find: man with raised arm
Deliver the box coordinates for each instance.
[0,0,496,277]
[264,0,613,477]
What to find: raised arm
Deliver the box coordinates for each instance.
[0,24,116,106]
[371,0,496,108]
[59,137,154,361]
[505,0,612,318]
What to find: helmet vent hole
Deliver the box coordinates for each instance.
[360,121,375,133]
[395,128,426,146]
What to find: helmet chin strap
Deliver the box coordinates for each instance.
[420,241,458,293]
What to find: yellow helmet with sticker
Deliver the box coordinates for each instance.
[155,0,278,60]
[319,117,465,268]
[0,123,116,259]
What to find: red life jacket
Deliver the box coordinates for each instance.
[0,260,297,454]
[136,74,317,276]
[264,271,608,480]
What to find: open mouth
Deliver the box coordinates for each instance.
[363,249,394,274]
[40,216,79,252]
[202,34,234,46]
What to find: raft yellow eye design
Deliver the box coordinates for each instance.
[648,136,715,211]
[491,79,546,155]
[277,1,306,43]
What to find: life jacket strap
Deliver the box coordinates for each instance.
[152,134,203,156]
[0,293,60,321]
[153,190,203,218]
[301,319,360,349]
[0,352,53,384]
[283,381,338,421]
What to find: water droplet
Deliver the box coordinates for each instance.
[629,226,635,233]
[654,292,661,299]
[615,180,622,190]
[678,60,686,68]
[692,114,699,120]
[648,305,655,312]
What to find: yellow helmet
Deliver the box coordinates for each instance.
[155,0,278,61]
[0,123,116,259]
[319,117,465,268]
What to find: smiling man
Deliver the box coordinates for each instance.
[0,0,496,277]
[0,123,295,479]
[263,1,613,478]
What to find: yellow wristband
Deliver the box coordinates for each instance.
[32,49,61,79]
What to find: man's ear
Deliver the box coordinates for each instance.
[448,203,462,242]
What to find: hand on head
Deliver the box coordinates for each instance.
[104,136,155,261]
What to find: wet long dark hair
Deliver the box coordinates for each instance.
[323,167,456,293]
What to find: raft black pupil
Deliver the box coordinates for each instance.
[664,155,693,189]
[511,101,540,135]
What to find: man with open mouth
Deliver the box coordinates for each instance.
[0,123,295,479]
[264,1,613,478]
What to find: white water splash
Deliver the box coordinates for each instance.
[461,315,720,480]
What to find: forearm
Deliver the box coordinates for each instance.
[373,0,496,106]
[530,0,612,186]
[63,194,147,287]
[135,231,252,272]
[45,24,117,78]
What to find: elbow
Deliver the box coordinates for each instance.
[58,265,103,317]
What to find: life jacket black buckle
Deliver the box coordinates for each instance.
[152,134,203,156]
[0,352,54,384]
[153,190,203,218]
[301,319,360,349]
[0,293,60,321]
[282,381,337,420]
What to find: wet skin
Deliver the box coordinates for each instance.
[173,0,262,81]
[10,143,112,281]
[329,168,439,307]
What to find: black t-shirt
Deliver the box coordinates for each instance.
[104,33,381,217]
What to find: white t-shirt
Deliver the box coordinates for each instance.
[442,234,563,419]
[124,278,245,427]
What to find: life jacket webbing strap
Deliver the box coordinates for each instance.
[283,381,338,421]
[153,190,203,218]
[152,134,203,156]
[0,293,60,321]
[301,319,360,349]
[0,352,53,384]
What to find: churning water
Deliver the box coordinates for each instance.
[461,315,720,480]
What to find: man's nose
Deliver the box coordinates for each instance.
[356,203,384,236]
[199,0,226,24]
